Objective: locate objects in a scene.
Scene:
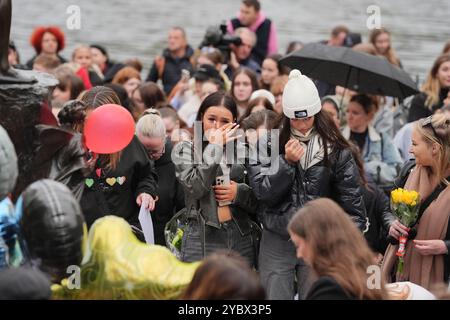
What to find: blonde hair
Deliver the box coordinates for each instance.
[369,28,401,67]
[71,44,91,60]
[136,110,166,139]
[288,198,388,300]
[415,113,450,185]
[385,283,411,300]
[421,54,450,109]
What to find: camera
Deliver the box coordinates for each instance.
[343,32,362,48]
[199,22,242,63]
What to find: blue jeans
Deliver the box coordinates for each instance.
[259,229,315,300]
[180,219,255,267]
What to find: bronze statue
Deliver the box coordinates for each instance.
[0,0,86,200]
[0,0,35,83]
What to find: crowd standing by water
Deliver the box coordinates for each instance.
[1,0,450,301]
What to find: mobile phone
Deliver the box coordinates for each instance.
[215,175,232,206]
[181,69,190,81]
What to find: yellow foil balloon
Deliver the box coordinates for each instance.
[52,216,199,299]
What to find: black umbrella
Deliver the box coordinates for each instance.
[280,42,419,100]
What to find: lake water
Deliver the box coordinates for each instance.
[10,0,450,82]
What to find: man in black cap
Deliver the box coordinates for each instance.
[193,63,223,83]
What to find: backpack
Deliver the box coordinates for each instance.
[154,56,166,80]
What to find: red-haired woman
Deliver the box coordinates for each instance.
[26,26,67,69]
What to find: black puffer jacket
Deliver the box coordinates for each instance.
[248,144,367,238]
[362,175,395,254]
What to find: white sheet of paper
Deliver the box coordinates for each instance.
[138,205,154,244]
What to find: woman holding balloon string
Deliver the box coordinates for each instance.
[59,87,158,232]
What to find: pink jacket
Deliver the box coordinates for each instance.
[227,11,278,56]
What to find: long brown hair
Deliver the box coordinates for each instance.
[79,86,124,170]
[231,67,259,103]
[181,251,265,300]
[279,110,351,167]
[259,54,289,90]
[369,28,401,67]
[288,198,388,300]
[421,54,450,109]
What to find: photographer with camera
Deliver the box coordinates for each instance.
[225,27,261,79]
[199,24,260,79]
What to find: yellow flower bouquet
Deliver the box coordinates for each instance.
[390,188,420,275]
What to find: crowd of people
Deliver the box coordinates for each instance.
[1,0,450,300]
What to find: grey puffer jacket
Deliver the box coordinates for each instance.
[173,141,258,236]
[248,143,367,238]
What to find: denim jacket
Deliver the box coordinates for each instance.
[342,125,402,183]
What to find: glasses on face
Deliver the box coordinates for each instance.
[145,143,165,159]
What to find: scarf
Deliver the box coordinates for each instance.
[290,127,329,170]
[382,165,450,289]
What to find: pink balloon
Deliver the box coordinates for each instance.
[84,104,135,154]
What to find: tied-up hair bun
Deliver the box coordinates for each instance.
[142,108,161,117]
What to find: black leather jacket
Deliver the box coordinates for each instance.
[248,145,367,238]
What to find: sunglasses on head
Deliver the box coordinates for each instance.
[422,115,438,137]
